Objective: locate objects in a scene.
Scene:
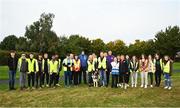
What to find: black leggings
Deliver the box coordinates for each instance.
[119,73,128,84]
[155,70,162,86]
[148,72,153,85]
[28,72,35,87]
[112,75,118,88]
[50,73,58,87]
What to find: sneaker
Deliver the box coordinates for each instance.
[135,84,137,88]
[131,85,134,88]
[127,84,129,87]
[150,85,153,88]
[46,84,49,87]
[27,87,31,90]
[56,84,60,87]
[42,85,45,88]
[121,84,124,88]
[144,85,147,88]
[164,86,168,89]
[168,87,172,90]
[124,84,127,89]
[32,87,35,90]
[140,85,143,88]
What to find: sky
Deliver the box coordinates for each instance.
[0,0,180,44]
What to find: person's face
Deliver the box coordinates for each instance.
[164,56,168,61]
[155,54,159,59]
[10,52,15,57]
[82,51,85,55]
[30,54,34,59]
[108,51,112,55]
[75,56,78,60]
[55,55,58,58]
[141,55,145,59]
[39,55,42,60]
[44,54,48,58]
[100,52,104,57]
[120,55,124,60]
[132,56,136,61]
[104,53,107,57]
[114,57,117,62]
[89,55,93,60]
[22,55,26,59]
[52,56,55,60]
[148,55,152,59]
[126,55,129,59]
[70,54,74,59]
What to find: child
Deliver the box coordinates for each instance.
[73,55,81,86]
[111,57,119,88]
[139,54,148,88]
[162,55,173,90]
[129,56,139,88]
[147,55,155,87]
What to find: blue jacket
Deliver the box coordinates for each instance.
[79,54,88,68]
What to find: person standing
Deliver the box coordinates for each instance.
[49,55,59,88]
[55,54,61,86]
[63,54,74,87]
[147,55,155,88]
[125,55,130,86]
[79,51,88,84]
[87,55,95,87]
[7,51,18,90]
[162,55,173,90]
[97,52,107,87]
[139,54,148,88]
[106,50,114,87]
[42,53,50,87]
[119,55,129,89]
[27,53,39,90]
[111,57,119,88]
[129,56,139,88]
[154,53,163,87]
[18,54,28,90]
[36,54,43,88]
[73,55,81,86]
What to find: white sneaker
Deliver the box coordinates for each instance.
[124,84,127,89]
[164,86,168,89]
[144,85,147,88]
[131,85,134,88]
[127,84,129,87]
[150,85,153,88]
[135,84,137,88]
[121,84,124,88]
[168,87,172,90]
[140,85,143,88]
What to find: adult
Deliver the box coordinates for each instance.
[79,51,88,84]
[106,50,114,87]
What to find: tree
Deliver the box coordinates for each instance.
[15,37,29,51]
[25,13,58,53]
[0,35,18,50]
[154,26,180,57]
[91,38,106,55]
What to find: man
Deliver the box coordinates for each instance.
[27,53,39,89]
[79,51,88,84]
[106,50,114,86]
[18,54,28,90]
[49,55,59,88]
[42,53,50,87]
[36,54,43,88]
[63,54,74,87]
[125,55,130,86]
[97,51,107,87]
[154,53,163,87]
[7,51,18,90]
[73,55,81,85]
[55,54,61,86]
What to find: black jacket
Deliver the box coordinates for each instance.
[119,60,128,73]
[8,56,18,71]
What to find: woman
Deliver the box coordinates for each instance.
[111,57,119,88]
[73,55,81,86]
[87,55,95,87]
[129,56,139,88]
[147,55,155,87]
[139,54,148,88]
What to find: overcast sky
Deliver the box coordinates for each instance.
[0,0,180,44]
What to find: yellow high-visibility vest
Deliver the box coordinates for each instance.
[49,60,59,74]
[63,58,73,71]
[87,60,95,72]
[18,57,27,71]
[98,57,106,69]
[74,59,80,71]
[163,61,170,73]
[27,58,39,73]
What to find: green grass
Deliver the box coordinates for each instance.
[0,64,180,107]
[173,62,180,70]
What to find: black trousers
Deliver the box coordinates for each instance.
[155,70,162,86]
[119,73,128,84]
[36,71,43,88]
[127,72,130,84]
[148,72,153,85]
[79,67,87,84]
[44,71,49,85]
[111,75,118,88]
[28,72,35,87]
[56,72,60,84]
[106,68,110,86]
[50,73,57,87]
[74,71,79,85]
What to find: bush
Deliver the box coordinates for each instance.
[0,50,38,66]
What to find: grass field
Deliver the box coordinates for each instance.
[0,63,180,107]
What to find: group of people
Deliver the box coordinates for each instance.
[7,50,173,90]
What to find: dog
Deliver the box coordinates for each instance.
[92,71,99,87]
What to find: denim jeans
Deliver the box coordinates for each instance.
[20,72,26,88]
[9,70,16,89]
[99,70,107,86]
[164,73,171,87]
[64,71,72,86]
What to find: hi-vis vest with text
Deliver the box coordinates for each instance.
[162,61,170,73]
[74,59,80,72]
[27,58,39,73]
[87,60,95,72]
[49,60,59,74]
[98,57,106,69]
[63,58,73,71]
